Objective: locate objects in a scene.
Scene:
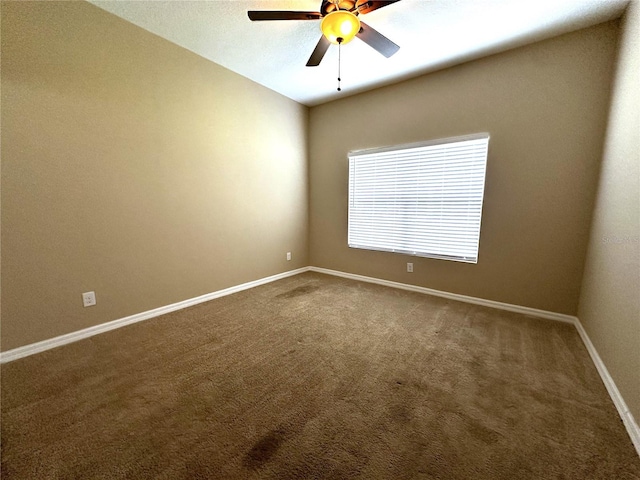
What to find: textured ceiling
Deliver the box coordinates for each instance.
[88,0,628,106]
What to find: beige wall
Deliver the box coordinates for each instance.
[309,22,618,315]
[0,1,309,351]
[578,2,640,423]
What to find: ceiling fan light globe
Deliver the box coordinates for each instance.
[321,11,360,45]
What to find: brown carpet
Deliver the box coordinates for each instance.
[1,272,639,479]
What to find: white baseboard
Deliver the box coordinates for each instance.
[0,267,309,364]
[0,266,573,362]
[574,319,640,456]
[308,266,577,323]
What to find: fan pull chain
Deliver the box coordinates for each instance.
[337,38,342,92]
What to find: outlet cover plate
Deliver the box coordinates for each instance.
[82,291,96,307]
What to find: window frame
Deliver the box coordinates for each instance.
[347,133,490,264]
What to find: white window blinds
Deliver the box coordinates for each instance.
[348,133,489,263]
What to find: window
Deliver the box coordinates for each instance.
[348,133,489,263]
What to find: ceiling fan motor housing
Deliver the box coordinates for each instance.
[321,0,358,16]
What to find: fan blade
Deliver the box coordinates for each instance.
[248,11,322,21]
[356,1,401,15]
[356,21,400,57]
[306,36,331,66]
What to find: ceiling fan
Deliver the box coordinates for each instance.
[248,1,401,67]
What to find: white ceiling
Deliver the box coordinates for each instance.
[89,0,628,106]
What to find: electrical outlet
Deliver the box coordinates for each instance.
[286,252,292,261]
[407,262,413,273]
[82,291,96,307]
